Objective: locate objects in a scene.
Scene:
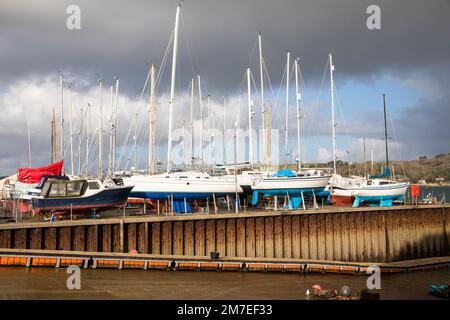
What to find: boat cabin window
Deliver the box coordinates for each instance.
[67,181,84,196]
[367,180,372,185]
[379,181,390,185]
[88,181,100,190]
[47,181,85,197]
[48,182,66,197]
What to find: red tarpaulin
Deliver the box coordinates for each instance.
[17,161,63,184]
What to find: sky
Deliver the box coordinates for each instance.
[0,0,449,175]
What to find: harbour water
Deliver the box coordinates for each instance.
[0,267,448,300]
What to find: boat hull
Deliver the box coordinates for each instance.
[352,183,409,198]
[330,187,355,206]
[331,195,355,206]
[31,186,133,214]
[251,176,331,208]
[123,175,243,201]
[352,183,409,207]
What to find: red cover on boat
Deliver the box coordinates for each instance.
[17,161,63,184]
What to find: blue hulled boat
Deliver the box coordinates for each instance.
[31,178,133,214]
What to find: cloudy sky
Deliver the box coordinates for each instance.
[0,0,449,175]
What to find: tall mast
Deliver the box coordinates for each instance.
[69,85,74,175]
[98,80,103,177]
[167,4,181,172]
[383,93,389,167]
[27,114,31,167]
[197,75,204,169]
[52,109,57,164]
[148,65,157,174]
[294,58,302,172]
[223,96,227,164]
[190,78,195,169]
[247,67,254,167]
[133,112,138,169]
[108,84,114,175]
[258,32,266,167]
[86,103,90,177]
[182,120,186,167]
[78,106,84,176]
[236,97,241,163]
[207,94,212,166]
[59,73,64,163]
[113,77,119,171]
[329,53,337,174]
[371,148,374,172]
[284,51,290,164]
[212,109,216,165]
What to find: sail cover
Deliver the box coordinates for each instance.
[271,168,296,177]
[369,166,390,179]
[17,161,64,184]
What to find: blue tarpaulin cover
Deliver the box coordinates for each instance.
[271,168,296,177]
[369,166,390,179]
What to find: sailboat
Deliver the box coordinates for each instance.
[251,52,331,209]
[122,4,243,212]
[330,94,409,207]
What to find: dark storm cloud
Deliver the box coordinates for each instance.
[1,0,449,94]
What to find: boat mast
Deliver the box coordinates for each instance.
[207,94,212,166]
[86,103,90,177]
[52,108,57,164]
[383,93,389,167]
[197,75,204,169]
[148,65,157,174]
[182,120,186,167]
[98,80,103,177]
[371,148,374,172]
[113,77,119,171]
[247,67,254,167]
[236,96,241,164]
[223,96,227,164]
[108,84,113,176]
[78,106,84,176]
[167,4,181,173]
[284,51,290,165]
[212,109,216,165]
[69,84,74,175]
[133,112,138,169]
[190,78,195,170]
[59,73,64,164]
[294,58,302,172]
[258,32,266,168]
[329,54,337,174]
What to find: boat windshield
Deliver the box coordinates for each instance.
[44,180,86,198]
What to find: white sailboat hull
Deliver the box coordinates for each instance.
[123,173,243,200]
[352,183,409,198]
[252,175,331,192]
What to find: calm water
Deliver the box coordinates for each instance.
[0,267,448,300]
